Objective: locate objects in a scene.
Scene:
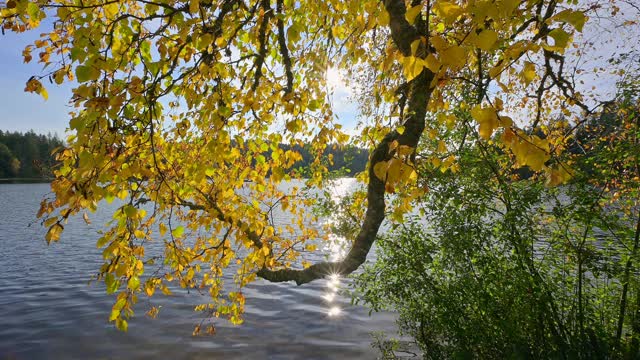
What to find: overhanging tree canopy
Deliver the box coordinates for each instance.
[1,0,633,331]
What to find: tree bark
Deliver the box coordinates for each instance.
[258,0,433,285]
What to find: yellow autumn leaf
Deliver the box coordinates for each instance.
[470,105,499,140]
[172,226,185,238]
[39,87,48,101]
[262,246,270,256]
[410,39,421,56]
[546,165,572,186]
[398,162,417,183]
[553,9,587,32]
[397,145,414,157]
[387,158,403,182]
[44,217,58,227]
[544,28,571,53]
[189,0,200,14]
[437,140,447,153]
[159,223,167,236]
[435,2,463,23]
[499,115,513,128]
[128,276,140,291]
[511,139,550,172]
[402,56,425,81]
[474,29,498,51]
[53,69,66,84]
[103,2,118,18]
[405,5,422,25]
[521,61,536,86]
[424,54,440,72]
[440,45,466,69]
[373,161,388,181]
[145,282,155,297]
[526,149,548,171]
[378,8,390,26]
[45,223,64,243]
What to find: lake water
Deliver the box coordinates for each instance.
[0,182,401,359]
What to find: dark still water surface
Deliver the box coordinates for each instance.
[0,182,399,359]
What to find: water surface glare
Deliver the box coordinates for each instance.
[0,182,398,359]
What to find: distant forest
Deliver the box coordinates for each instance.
[287,143,368,176]
[0,130,368,180]
[0,131,64,179]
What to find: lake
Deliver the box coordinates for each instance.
[0,181,401,359]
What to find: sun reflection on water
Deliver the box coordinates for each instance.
[323,272,343,316]
[321,179,358,318]
[327,306,342,317]
[322,292,335,302]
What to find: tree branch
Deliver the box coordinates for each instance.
[251,0,273,91]
[276,0,294,95]
[257,0,433,285]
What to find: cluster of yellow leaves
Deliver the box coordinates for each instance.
[374,142,418,194]
[2,0,366,331]
[470,104,513,140]
[4,0,606,332]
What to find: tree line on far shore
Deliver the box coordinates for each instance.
[0,130,368,180]
[0,130,64,179]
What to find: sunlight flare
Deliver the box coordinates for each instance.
[327,306,342,317]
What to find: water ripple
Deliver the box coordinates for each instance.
[0,182,400,359]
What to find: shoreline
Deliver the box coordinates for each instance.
[0,178,53,184]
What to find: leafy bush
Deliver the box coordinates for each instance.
[354,90,640,359]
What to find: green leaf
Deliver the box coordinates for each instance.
[172,226,185,238]
[123,205,137,218]
[75,65,99,83]
[140,41,152,63]
[105,273,119,294]
[128,276,140,291]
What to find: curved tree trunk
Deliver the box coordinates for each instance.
[258,0,434,285]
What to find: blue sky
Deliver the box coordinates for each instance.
[0,13,359,139]
[0,28,358,138]
[0,2,637,138]
[0,25,74,137]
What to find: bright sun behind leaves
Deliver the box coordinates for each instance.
[325,67,345,90]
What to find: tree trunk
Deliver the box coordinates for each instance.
[258,0,434,285]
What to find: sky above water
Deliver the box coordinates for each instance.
[0,2,637,138]
[0,17,357,138]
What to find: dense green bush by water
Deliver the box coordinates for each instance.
[352,89,640,359]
